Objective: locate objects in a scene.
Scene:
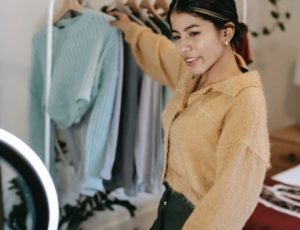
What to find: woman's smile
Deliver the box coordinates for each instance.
[184,57,200,66]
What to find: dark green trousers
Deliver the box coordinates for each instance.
[150,183,194,230]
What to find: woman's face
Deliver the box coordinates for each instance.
[170,12,226,76]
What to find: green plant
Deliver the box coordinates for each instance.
[5,140,137,230]
[55,141,137,230]
[6,176,137,230]
[58,191,136,230]
[6,178,28,230]
[251,0,291,37]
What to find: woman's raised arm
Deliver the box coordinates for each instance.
[110,11,186,90]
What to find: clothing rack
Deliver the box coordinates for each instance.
[45,0,56,170]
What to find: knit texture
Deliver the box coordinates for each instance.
[124,22,270,230]
[29,9,121,191]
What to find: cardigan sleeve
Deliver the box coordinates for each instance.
[123,21,185,90]
[183,87,271,230]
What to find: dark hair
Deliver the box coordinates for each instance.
[167,0,248,50]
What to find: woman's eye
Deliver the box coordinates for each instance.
[171,34,180,41]
[189,31,200,37]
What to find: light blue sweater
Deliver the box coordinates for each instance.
[29,9,121,191]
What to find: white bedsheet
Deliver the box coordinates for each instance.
[272,164,300,187]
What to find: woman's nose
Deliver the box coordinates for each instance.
[178,39,192,53]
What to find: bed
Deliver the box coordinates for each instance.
[244,165,300,230]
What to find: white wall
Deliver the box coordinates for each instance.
[249,0,300,130]
[0,0,48,142]
[0,0,112,143]
[0,0,299,141]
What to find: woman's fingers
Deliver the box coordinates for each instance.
[108,11,123,19]
[108,11,131,30]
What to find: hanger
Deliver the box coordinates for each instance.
[140,0,163,21]
[54,0,84,23]
[129,0,162,34]
[115,0,126,10]
[101,1,116,12]
[127,0,142,13]
[154,0,169,13]
[109,0,146,26]
[101,0,125,13]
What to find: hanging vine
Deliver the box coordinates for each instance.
[251,0,291,37]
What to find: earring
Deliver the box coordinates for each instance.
[224,40,229,46]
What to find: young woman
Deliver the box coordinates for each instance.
[109,0,270,229]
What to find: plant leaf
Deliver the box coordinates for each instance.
[262,27,270,35]
[271,11,280,19]
[269,0,278,5]
[278,22,285,31]
[251,31,259,37]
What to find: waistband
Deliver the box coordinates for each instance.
[163,182,195,209]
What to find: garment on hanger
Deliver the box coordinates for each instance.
[30,3,171,198]
[29,9,122,193]
[99,3,171,195]
[134,74,164,194]
[235,33,253,65]
[128,6,162,34]
[100,34,125,181]
[104,42,143,196]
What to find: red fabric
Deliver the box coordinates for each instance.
[235,33,253,65]
[243,178,300,230]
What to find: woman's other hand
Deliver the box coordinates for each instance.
[109,11,132,32]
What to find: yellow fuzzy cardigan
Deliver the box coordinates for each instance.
[123,22,270,230]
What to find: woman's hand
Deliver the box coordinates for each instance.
[109,11,132,32]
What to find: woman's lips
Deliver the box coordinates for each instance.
[185,57,199,66]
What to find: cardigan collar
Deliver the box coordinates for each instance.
[210,70,262,96]
[182,53,262,98]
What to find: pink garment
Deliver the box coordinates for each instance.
[235,33,253,65]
